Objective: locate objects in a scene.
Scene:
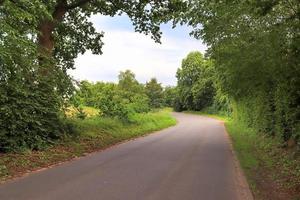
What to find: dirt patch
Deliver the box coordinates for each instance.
[251,165,298,200]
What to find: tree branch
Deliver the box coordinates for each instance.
[7,0,28,10]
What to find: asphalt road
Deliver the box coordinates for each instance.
[0,113,253,200]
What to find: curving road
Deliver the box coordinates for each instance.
[0,113,253,200]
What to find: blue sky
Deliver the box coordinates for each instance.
[69,14,207,86]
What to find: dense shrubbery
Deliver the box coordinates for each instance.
[0,2,73,152]
[72,70,168,122]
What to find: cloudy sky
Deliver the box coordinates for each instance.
[69,14,207,86]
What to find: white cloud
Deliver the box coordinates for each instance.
[68,15,207,86]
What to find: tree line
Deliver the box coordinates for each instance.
[72,70,173,121]
[173,0,299,147]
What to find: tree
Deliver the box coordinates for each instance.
[118,70,142,93]
[163,86,177,107]
[145,78,164,108]
[29,0,186,72]
[0,2,65,152]
[176,51,215,111]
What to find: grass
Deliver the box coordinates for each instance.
[65,106,99,118]
[186,111,300,200]
[183,110,229,121]
[0,108,176,182]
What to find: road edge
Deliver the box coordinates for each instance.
[220,121,254,200]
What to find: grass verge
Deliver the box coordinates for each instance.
[0,109,176,182]
[185,111,300,200]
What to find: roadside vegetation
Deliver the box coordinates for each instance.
[0,47,177,180]
[1,0,180,182]
[185,110,300,199]
[226,120,300,200]
[165,1,299,199]
[1,41,177,180]
[0,107,176,182]
[174,49,300,199]
[1,1,299,199]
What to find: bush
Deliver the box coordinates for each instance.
[0,80,64,152]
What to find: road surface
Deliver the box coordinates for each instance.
[0,113,253,200]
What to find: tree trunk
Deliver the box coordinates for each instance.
[37,1,67,75]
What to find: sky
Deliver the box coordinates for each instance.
[69,14,207,86]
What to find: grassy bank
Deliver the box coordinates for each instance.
[185,111,300,200]
[0,109,176,182]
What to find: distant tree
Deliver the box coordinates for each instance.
[176,52,204,110]
[145,78,164,108]
[176,51,215,111]
[118,70,143,93]
[163,86,177,107]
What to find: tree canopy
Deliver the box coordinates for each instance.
[175,51,215,111]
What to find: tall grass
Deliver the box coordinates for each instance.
[70,108,176,141]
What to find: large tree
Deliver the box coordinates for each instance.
[0,0,186,151]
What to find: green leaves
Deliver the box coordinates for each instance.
[145,78,164,108]
[183,0,300,143]
[175,51,215,111]
[72,70,151,122]
[0,0,186,152]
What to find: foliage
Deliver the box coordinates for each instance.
[145,78,164,108]
[72,70,151,121]
[226,119,300,199]
[175,51,216,111]
[0,1,185,152]
[97,84,135,121]
[181,0,300,144]
[163,86,177,107]
[0,109,176,181]
[118,70,143,93]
